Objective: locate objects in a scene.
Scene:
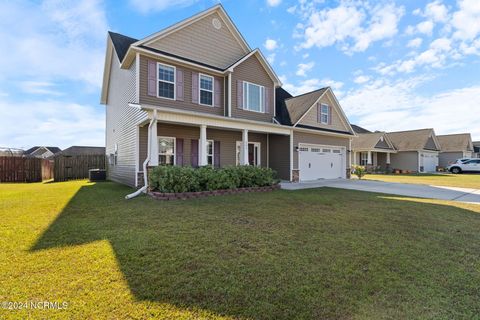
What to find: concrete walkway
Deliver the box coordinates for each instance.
[280,179,480,204]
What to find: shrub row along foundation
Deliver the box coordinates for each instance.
[148,184,281,201]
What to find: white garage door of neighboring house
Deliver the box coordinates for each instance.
[420,151,438,173]
[299,144,345,181]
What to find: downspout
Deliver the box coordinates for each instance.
[125,110,157,199]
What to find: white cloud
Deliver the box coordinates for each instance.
[129,0,199,13]
[342,78,480,139]
[302,53,310,59]
[0,0,107,88]
[296,62,315,76]
[425,0,449,22]
[375,37,454,75]
[0,99,105,149]
[452,0,480,40]
[264,38,278,51]
[416,20,434,35]
[296,2,404,54]
[407,37,423,48]
[353,75,370,84]
[19,81,63,96]
[267,0,281,7]
[280,75,343,96]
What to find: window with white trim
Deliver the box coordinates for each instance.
[158,63,175,99]
[243,82,265,112]
[320,104,329,124]
[158,137,175,165]
[206,140,214,166]
[199,74,213,106]
[360,152,368,166]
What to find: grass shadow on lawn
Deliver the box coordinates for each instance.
[30,182,480,319]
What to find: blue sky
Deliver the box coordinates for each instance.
[0,0,479,149]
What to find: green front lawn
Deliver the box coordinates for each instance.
[1,181,480,319]
[363,173,480,189]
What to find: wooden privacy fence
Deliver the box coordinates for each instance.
[54,154,105,182]
[42,159,54,181]
[0,157,43,182]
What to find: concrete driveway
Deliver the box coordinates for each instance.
[280,179,480,204]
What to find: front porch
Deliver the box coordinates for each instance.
[353,150,396,173]
[136,109,291,187]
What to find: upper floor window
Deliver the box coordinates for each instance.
[158,63,175,100]
[320,104,329,124]
[199,74,213,106]
[243,81,265,113]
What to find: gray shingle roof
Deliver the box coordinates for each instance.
[437,133,473,152]
[284,88,328,125]
[387,129,439,151]
[351,124,371,134]
[352,132,394,150]
[58,146,105,156]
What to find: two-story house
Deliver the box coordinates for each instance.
[100,4,355,188]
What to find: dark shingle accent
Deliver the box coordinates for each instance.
[275,87,293,125]
[351,124,371,134]
[109,31,138,62]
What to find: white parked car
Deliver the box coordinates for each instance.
[447,159,480,174]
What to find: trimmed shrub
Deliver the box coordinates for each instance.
[149,165,277,192]
[352,165,366,179]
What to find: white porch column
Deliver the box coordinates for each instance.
[199,125,208,166]
[149,118,159,166]
[386,152,391,164]
[367,151,372,165]
[240,129,249,165]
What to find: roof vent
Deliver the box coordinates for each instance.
[212,18,222,30]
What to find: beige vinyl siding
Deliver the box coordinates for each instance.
[425,136,438,150]
[292,131,350,169]
[389,151,419,172]
[106,52,148,187]
[139,55,225,116]
[298,92,350,132]
[147,12,247,69]
[231,55,275,123]
[268,134,290,180]
[439,151,463,167]
[138,123,268,168]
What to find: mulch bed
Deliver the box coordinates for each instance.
[148,184,281,201]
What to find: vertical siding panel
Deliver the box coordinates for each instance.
[192,72,199,104]
[191,140,198,167]
[176,138,184,166]
[214,77,221,107]
[237,80,243,109]
[176,69,184,101]
[147,60,156,96]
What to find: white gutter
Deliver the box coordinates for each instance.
[125,110,157,199]
[227,72,232,117]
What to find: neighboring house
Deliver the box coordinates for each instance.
[57,146,106,156]
[100,4,355,187]
[24,146,61,159]
[473,141,480,158]
[351,128,397,172]
[386,129,441,173]
[0,147,24,157]
[437,133,474,167]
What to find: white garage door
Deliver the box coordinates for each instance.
[420,151,438,173]
[299,144,345,181]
